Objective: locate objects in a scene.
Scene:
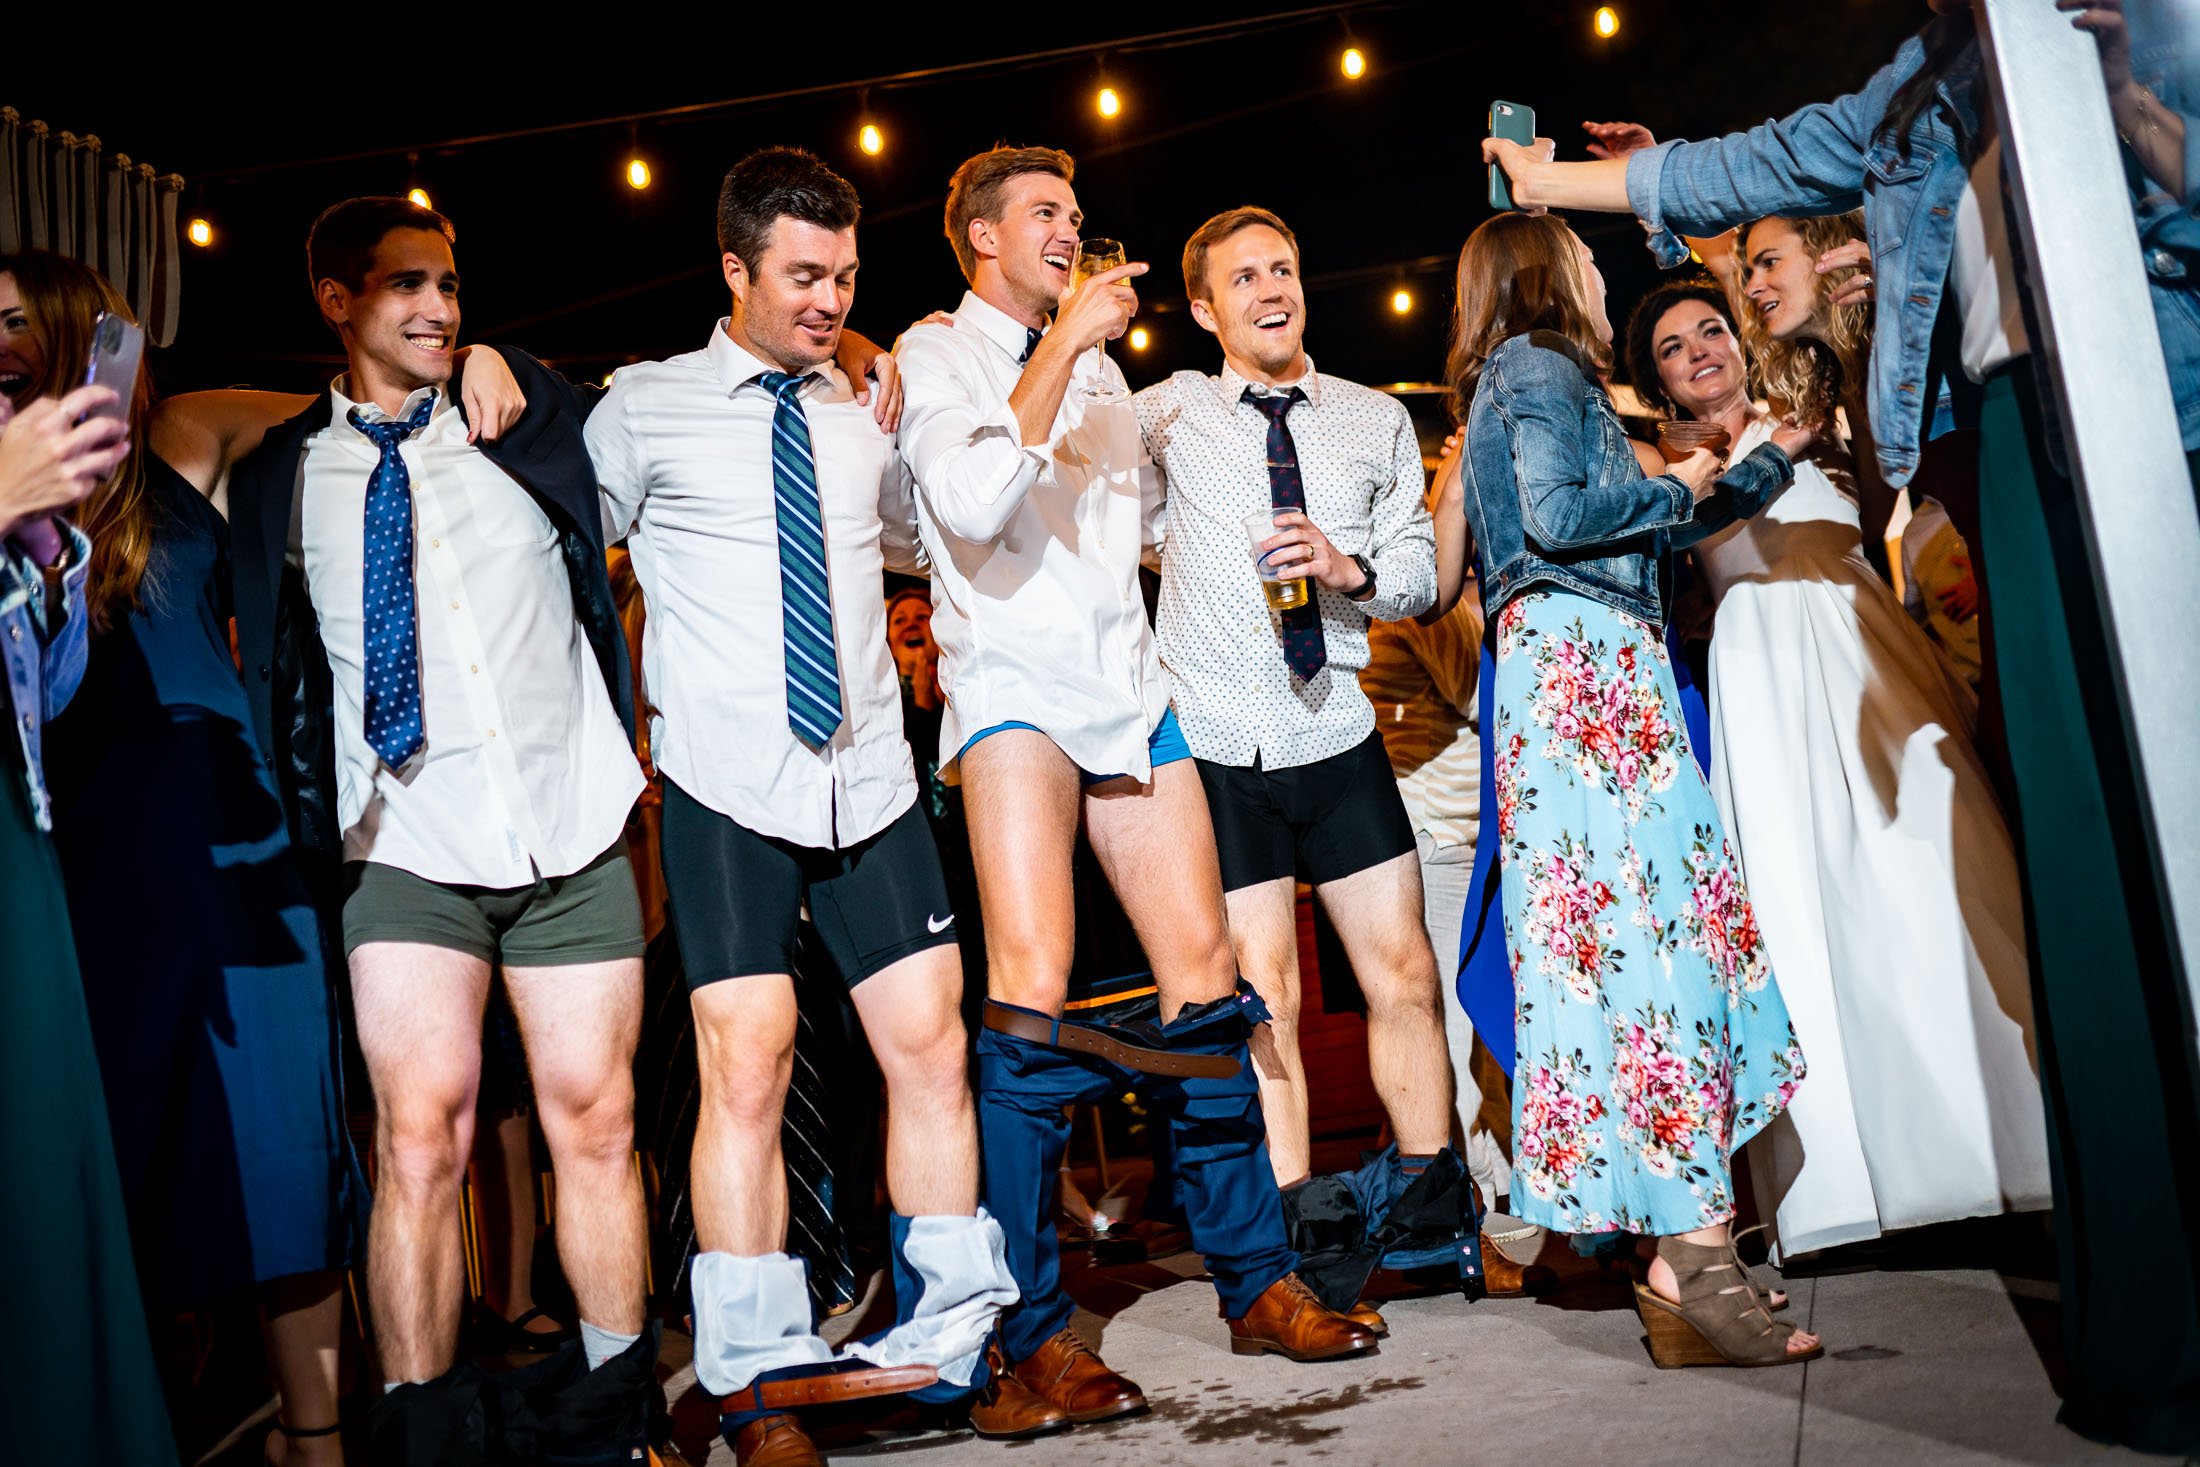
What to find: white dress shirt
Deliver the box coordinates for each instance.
[895,291,1170,782]
[589,321,923,849]
[296,381,643,887]
[1134,360,1435,770]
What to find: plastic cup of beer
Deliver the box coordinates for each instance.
[1244,510,1310,612]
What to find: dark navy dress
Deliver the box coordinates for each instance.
[48,455,360,1310]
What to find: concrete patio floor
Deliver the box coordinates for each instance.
[653,1221,2158,1467]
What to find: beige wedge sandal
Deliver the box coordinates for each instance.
[1633,1235,1823,1368]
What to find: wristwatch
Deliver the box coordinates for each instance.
[1344,553,1377,601]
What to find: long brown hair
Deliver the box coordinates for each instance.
[1734,213,1869,430]
[0,251,155,632]
[1444,212,1610,426]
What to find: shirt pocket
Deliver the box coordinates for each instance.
[1863,140,1931,255]
[469,478,558,549]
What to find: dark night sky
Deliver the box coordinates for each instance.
[13,1,1922,405]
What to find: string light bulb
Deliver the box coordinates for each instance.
[1391,289,1414,315]
[186,217,214,248]
[1129,326,1151,351]
[626,156,652,190]
[859,122,885,156]
[407,187,433,210]
[1594,6,1620,38]
[1096,86,1122,119]
[1341,46,1367,80]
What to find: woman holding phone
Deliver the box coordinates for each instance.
[1447,211,1821,1367]
[1622,272,2048,1263]
[1482,2,2200,1446]
[2,249,525,1463]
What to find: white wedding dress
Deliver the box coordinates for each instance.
[1698,417,2051,1260]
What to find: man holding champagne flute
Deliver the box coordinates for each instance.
[1133,208,1486,1312]
[895,145,1376,1429]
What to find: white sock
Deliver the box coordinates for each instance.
[581,1319,641,1371]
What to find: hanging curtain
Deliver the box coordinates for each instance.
[0,106,185,345]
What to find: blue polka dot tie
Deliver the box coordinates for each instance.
[761,371,843,747]
[349,391,437,769]
[1245,386,1328,681]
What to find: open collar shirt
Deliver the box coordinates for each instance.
[1134,359,1435,770]
[295,380,642,886]
[895,290,1170,782]
[589,321,924,849]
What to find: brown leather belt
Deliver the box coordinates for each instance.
[719,1363,941,1414]
[983,999,1238,1079]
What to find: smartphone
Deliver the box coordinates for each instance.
[82,311,145,426]
[1489,100,1537,212]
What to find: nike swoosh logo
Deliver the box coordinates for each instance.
[927,913,955,933]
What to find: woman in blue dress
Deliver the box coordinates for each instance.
[1445,212,1822,1367]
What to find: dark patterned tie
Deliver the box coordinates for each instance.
[1244,386,1328,681]
[760,370,844,747]
[1019,325,1043,364]
[349,390,438,768]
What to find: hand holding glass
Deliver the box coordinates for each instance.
[1244,511,1311,611]
[1071,239,1131,404]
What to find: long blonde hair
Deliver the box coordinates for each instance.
[1,251,155,632]
[1733,213,1869,429]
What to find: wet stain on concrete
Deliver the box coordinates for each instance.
[1831,1345,1901,1361]
[1137,1376,1429,1447]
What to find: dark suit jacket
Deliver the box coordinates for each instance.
[228,347,633,896]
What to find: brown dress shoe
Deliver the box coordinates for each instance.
[1481,1231,1558,1298]
[1347,1301,1390,1337]
[1011,1328,1147,1424]
[730,1413,821,1467]
[968,1341,1072,1438]
[1228,1273,1380,1361]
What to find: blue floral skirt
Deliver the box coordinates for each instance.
[1492,590,1804,1236]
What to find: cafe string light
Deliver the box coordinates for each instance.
[1594,6,1620,39]
[407,188,433,210]
[1391,289,1414,315]
[1341,46,1367,80]
[626,156,652,190]
[1096,86,1123,120]
[187,217,214,248]
[859,122,885,156]
[1129,326,1151,351]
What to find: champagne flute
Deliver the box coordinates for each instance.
[1071,238,1131,405]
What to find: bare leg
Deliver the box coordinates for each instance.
[961,731,1083,1016]
[470,1109,556,1334]
[1219,877,1311,1183]
[1316,851,1455,1158]
[259,1270,344,1466]
[1083,761,1238,1018]
[688,974,799,1255]
[851,944,978,1217]
[503,958,647,1337]
[350,942,492,1382]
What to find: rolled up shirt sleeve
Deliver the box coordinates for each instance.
[897,329,1047,545]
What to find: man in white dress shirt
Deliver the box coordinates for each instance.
[587,149,1048,1467]
[1133,210,1460,1232]
[896,146,1375,1422]
[226,197,658,1462]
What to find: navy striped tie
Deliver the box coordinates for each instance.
[761,371,843,747]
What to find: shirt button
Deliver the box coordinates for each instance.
[487,728,497,738]
[450,600,460,610]
[7,625,19,642]
[431,537,442,548]
[470,664,480,674]
[20,712,32,730]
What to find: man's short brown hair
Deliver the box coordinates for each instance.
[1182,206,1299,304]
[943,145,1075,283]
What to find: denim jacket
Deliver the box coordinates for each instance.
[1462,333,1794,627]
[1625,28,2200,479]
[1,521,93,831]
